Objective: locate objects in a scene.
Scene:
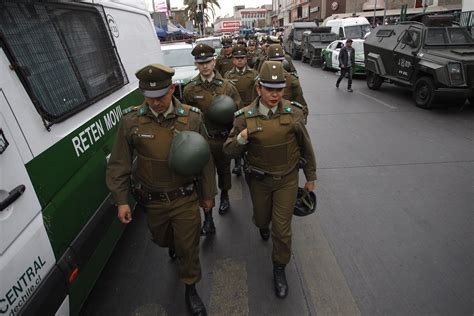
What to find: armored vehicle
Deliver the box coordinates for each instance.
[364,15,474,109]
[283,22,317,60]
[301,27,338,67]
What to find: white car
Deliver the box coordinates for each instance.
[320,38,366,75]
[162,42,198,100]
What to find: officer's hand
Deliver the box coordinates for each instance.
[118,204,132,224]
[304,181,315,192]
[200,199,214,209]
[239,128,248,140]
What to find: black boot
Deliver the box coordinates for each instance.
[273,263,288,299]
[259,227,270,241]
[218,191,230,215]
[185,284,207,316]
[168,248,177,260]
[201,210,216,236]
[232,158,242,177]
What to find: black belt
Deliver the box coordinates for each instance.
[207,130,229,139]
[133,183,195,203]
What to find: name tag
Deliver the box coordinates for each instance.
[194,95,204,99]
[138,134,155,139]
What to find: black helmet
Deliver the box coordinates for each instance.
[206,95,237,126]
[293,187,317,216]
[248,56,258,68]
[168,131,210,176]
[282,59,291,72]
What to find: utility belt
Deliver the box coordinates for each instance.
[244,157,307,181]
[207,130,230,139]
[132,182,195,203]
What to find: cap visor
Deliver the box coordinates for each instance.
[269,57,285,61]
[260,81,286,89]
[233,54,247,58]
[195,56,215,63]
[141,87,169,98]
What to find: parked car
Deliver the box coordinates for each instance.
[283,22,317,60]
[364,14,474,109]
[301,27,338,67]
[162,42,198,100]
[321,38,366,75]
[196,36,222,55]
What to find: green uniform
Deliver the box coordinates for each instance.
[224,66,258,107]
[182,71,242,192]
[106,97,217,284]
[223,97,317,264]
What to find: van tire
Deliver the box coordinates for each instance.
[321,57,329,71]
[366,70,383,90]
[413,76,435,109]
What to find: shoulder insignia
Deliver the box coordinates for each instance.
[122,106,138,115]
[290,101,304,109]
[138,105,148,116]
[190,106,201,113]
[255,75,260,81]
[283,106,293,113]
[175,106,188,116]
[291,72,299,78]
[214,79,224,86]
[234,109,244,117]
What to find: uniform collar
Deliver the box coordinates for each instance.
[200,72,215,83]
[258,100,278,117]
[149,101,174,118]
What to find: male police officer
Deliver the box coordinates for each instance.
[253,44,308,120]
[215,37,234,76]
[183,44,242,227]
[224,61,317,299]
[224,44,259,177]
[106,64,216,315]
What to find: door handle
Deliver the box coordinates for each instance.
[0,185,26,211]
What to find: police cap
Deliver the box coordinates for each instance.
[135,64,175,98]
[267,44,285,61]
[258,61,286,89]
[232,44,248,57]
[192,44,216,63]
[221,37,233,47]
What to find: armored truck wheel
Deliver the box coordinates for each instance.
[413,76,435,109]
[366,71,383,90]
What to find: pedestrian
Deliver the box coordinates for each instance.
[106,64,217,316]
[215,37,234,77]
[182,44,242,226]
[223,61,317,299]
[224,44,259,177]
[336,38,355,92]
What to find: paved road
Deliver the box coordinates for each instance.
[81,61,474,316]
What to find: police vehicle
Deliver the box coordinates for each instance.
[364,15,474,109]
[0,1,162,315]
[321,38,366,75]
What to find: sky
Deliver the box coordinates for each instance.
[168,0,272,20]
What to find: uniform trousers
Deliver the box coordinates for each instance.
[248,169,299,265]
[144,192,201,284]
[209,138,232,191]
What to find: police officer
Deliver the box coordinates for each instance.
[224,61,317,299]
[253,44,308,119]
[215,37,234,77]
[224,44,259,177]
[182,44,242,226]
[106,64,216,315]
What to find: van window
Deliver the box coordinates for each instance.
[0,2,128,126]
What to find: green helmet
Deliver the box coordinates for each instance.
[206,95,237,126]
[293,188,317,217]
[168,131,210,176]
[282,59,291,72]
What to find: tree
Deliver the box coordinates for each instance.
[184,0,220,27]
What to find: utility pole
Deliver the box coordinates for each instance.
[373,0,377,27]
[383,0,387,24]
[197,0,204,36]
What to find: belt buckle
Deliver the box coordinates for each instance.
[159,192,170,202]
[272,175,282,180]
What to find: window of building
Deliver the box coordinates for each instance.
[0,1,128,126]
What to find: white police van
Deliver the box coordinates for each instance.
[0,1,162,315]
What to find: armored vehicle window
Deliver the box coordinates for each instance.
[376,29,394,37]
[294,30,305,41]
[425,27,474,45]
[309,35,321,41]
[448,28,473,44]
[0,2,128,126]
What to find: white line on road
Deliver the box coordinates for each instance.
[356,91,398,109]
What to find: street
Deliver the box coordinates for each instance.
[81,61,474,316]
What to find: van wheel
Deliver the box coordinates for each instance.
[366,71,383,90]
[321,58,328,71]
[413,76,435,109]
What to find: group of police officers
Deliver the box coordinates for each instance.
[106,35,317,316]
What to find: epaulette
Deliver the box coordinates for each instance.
[137,105,148,116]
[214,79,224,86]
[234,108,245,117]
[228,80,236,86]
[291,72,299,78]
[290,101,304,109]
[190,106,201,113]
[122,105,138,115]
[255,75,260,81]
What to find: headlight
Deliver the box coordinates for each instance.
[447,63,464,85]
